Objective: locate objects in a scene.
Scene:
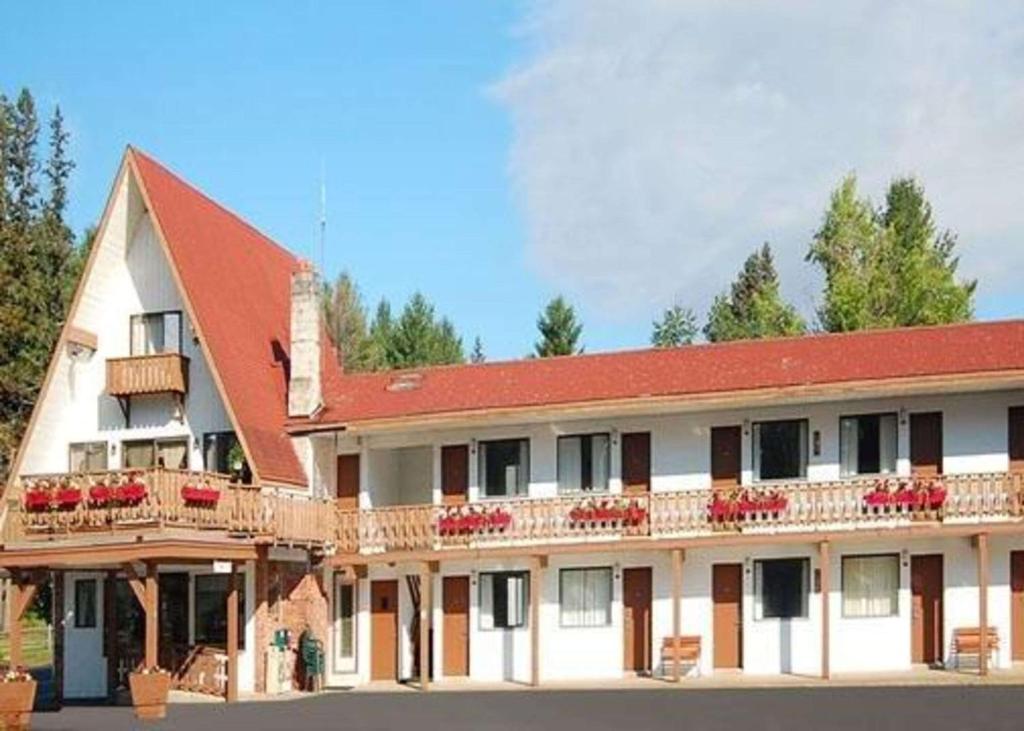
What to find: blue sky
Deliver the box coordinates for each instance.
[4,1,1023,361]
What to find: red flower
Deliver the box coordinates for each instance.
[24,490,52,511]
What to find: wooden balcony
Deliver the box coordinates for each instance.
[106,353,189,397]
[6,468,334,548]
[335,472,1024,558]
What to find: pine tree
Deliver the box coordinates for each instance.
[0,95,10,224]
[808,175,975,332]
[704,244,805,342]
[7,89,39,228]
[44,106,72,222]
[321,271,378,372]
[534,296,583,357]
[470,336,485,364]
[651,304,698,347]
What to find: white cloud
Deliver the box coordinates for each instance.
[492,0,1024,323]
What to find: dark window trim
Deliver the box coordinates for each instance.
[840,552,901,619]
[478,438,531,498]
[838,412,899,478]
[193,573,246,651]
[129,309,183,356]
[753,556,810,621]
[557,432,611,493]
[752,418,809,483]
[121,436,190,470]
[73,578,98,628]
[478,570,529,630]
[558,566,613,628]
[68,441,109,473]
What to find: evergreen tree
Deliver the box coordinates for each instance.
[321,271,379,372]
[7,89,40,228]
[44,106,72,222]
[534,296,583,357]
[389,293,464,368]
[704,244,805,342]
[808,175,975,332]
[651,304,698,347]
[368,299,394,368]
[470,336,485,364]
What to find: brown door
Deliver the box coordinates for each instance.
[337,454,360,510]
[1010,407,1024,473]
[370,580,398,681]
[712,564,742,669]
[622,432,651,494]
[911,554,944,665]
[442,576,470,676]
[1012,552,1024,661]
[910,412,943,476]
[711,426,742,490]
[441,445,469,506]
[623,567,652,673]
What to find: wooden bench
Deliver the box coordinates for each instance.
[952,627,999,670]
[660,636,702,677]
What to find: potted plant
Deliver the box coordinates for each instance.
[0,668,36,730]
[129,666,171,720]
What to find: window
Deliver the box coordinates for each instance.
[479,571,528,630]
[69,442,108,473]
[122,438,189,470]
[842,554,899,618]
[203,431,251,482]
[559,568,612,627]
[73,579,97,628]
[194,574,245,650]
[557,434,610,493]
[840,414,897,477]
[333,579,356,668]
[753,419,808,481]
[478,439,529,497]
[130,311,182,356]
[754,558,809,619]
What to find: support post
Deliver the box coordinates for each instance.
[227,562,239,702]
[977,533,990,676]
[9,578,23,670]
[530,556,546,687]
[144,561,158,669]
[52,571,65,707]
[104,570,118,700]
[819,541,830,680]
[253,546,269,694]
[671,549,683,682]
[419,562,434,691]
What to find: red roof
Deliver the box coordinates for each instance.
[310,320,1024,427]
[131,148,343,486]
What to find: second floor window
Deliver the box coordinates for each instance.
[122,437,189,470]
[203,431,251,482]
[69,441,108,473]
[840,413,897,477]
[479,439,529,498]
[753,419,808,481]
[130,311,182,356]
[557,433,610,493]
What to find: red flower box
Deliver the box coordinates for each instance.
[437,508,513,535]
[863,479,946,512]
[89,484,114,505]
[24,490,52,511]
[568,500,647,526]
[709,491,787,522]
[55,488,82,509]
[181,486,220,505]
[117,482,147,504]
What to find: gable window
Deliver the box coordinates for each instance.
[560,567,612,627]
[753,419,808,481]
[194,574,245,650]
[840,413,897,477]
[122,438,189,470]
[842,554,899,618]
[130,311,182,356]
[73,579,97,628]
[69,441,108,473]
[479,571,528,630]
[557,433,610,493]
[754,557,809,619]
[479,439,529,498]
[203,431,251,483]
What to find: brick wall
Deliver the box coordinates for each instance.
[255,560,328,692]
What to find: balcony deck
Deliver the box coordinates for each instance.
[335,472,1024,560]
[5,468,333,548]
[106,353,190,397]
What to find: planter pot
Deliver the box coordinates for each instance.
[0,679,37,731]
[129,672,171,721]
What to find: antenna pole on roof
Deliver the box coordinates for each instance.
[319,160,327,277]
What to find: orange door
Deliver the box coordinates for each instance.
[337,454,360,510]
[910,413,943,476]
[710,426,742,490]
[442,576,470,676]
[370,580,398,680]
[1012,552,1024,660]
[623,567,652,672]
[441,445,469,506]
[1009,407,1024,473]
[712,564,742,669]
[911,555,944,664]
[621,432,651,494]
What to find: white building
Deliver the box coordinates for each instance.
[4,149,1024,703]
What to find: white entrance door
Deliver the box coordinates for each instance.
[63,573,107,699]
[332,576,357,674]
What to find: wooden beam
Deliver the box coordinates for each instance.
[13,582,38,622]
[0,539,259,568]
[122,563,147,608]
[530,556,545,687]
[420,562,434,691]
[819,541,830,680]
[671,548,683,682]
[144,561,158,669]
[977,533,990,676]
[52,572,65,707]
[9,581,23,669]
[104,571,118,702]
[226,563,239,702]
[253,546,269,694]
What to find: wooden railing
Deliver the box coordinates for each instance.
[337,472,1024,556]
[6,468,334,547]
[106,353,189,397]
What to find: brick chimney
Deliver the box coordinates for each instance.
[288,261,323,418]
